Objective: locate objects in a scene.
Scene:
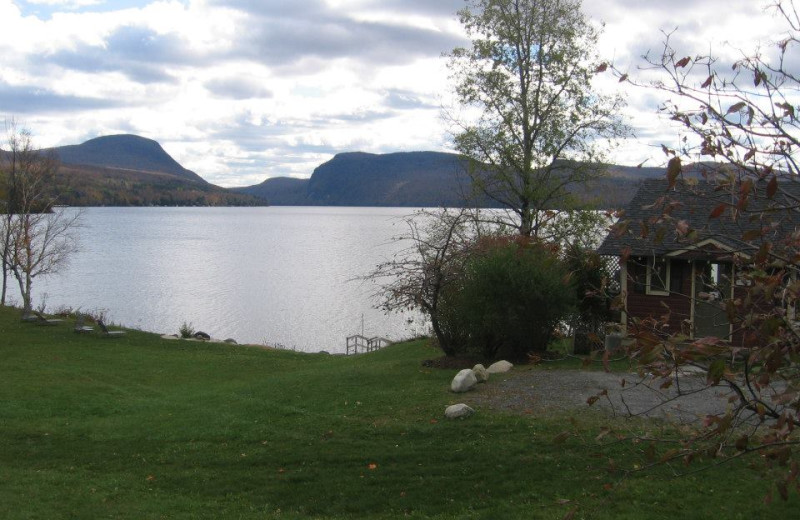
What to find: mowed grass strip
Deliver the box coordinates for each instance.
[0,306,795,519]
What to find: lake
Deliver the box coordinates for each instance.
[19,207,426,353]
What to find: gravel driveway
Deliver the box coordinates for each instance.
[463,366,736,424]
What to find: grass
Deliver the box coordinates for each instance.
[0,305,795,519]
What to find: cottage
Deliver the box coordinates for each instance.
[597,177,800,342]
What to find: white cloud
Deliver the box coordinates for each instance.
[25,0,101,6]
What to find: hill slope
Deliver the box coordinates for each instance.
[52,163,263,207]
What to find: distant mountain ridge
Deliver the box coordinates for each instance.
[52,134,206,183]
[234,151,475,207]
[3,132,673,208]
[235,151,668,208]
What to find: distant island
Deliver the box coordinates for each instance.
[3,133,668,208]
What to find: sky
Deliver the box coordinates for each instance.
[0,0,792,187]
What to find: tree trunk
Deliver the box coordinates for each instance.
[430,316,457,357]
[1,263,7,306]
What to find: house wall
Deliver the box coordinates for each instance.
[625,259,693,336]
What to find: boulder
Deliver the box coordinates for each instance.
[472,364,489,383]
[451,369,478,393]
[194,331,211,341]
[445,403,475,419]
[487,360,513,374]
[224,338,238,344]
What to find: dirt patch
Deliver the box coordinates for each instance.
[460,366,736,425]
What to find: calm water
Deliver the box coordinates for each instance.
[22,207,425,353]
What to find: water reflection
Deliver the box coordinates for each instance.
[27,207,422,353]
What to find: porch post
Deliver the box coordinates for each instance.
[689,260,696,340]
[620,260,628,333]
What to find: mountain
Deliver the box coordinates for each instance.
[235,151,668,209]
[3,132,673,208]
[53,134,206,183]
[0,134,264,207]
[235,151,475,207]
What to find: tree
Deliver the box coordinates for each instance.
[447,0,627,237]
[601,0,800,499]
[0,125,80,313]
[368,208,479,356]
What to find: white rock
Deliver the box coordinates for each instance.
[472,364,489,383]
[451,369,478,393]
[487,360,513,374]
[445,403,475,419]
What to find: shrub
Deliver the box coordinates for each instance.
[179,322,195,339]
[444,238,576,359]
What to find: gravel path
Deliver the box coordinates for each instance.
[463,366,736,424]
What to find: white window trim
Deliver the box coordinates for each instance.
[646,258,670,296]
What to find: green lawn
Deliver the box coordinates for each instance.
[0,306,794,519]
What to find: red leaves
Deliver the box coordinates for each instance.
[766,175,778,198]
[595,62,608,73]
[701,75,713,88]
[666,157,682,188]
[586,389,608,406]
[754,70,766,87]
[618,73,628,83]
[727,101,747,115]
[709,204,726,219]
[775,102,795,120]
[675,56,692,68]
[753,242,773,265]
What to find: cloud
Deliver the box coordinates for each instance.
[211,0,463,68]
[383,89,438,110]
[0,81,125,113]
[41,25,203,83]
[358,0,463,16]
[204,77,274,100]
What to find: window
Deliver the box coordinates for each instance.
[646,257,670,295]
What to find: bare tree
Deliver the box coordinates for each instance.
[1,125,80,313]
[598,0,800,499]
[367,208,482,356]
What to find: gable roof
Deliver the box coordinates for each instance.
[597,177,800,258]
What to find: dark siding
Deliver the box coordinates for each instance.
[626,259,693,336]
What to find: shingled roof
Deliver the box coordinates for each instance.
[597,177,800,257]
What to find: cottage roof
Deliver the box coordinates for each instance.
[597,177,800,258]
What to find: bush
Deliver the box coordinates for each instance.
[563,244,613,354]
[179,322,195,339]
[441,239,576,359]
